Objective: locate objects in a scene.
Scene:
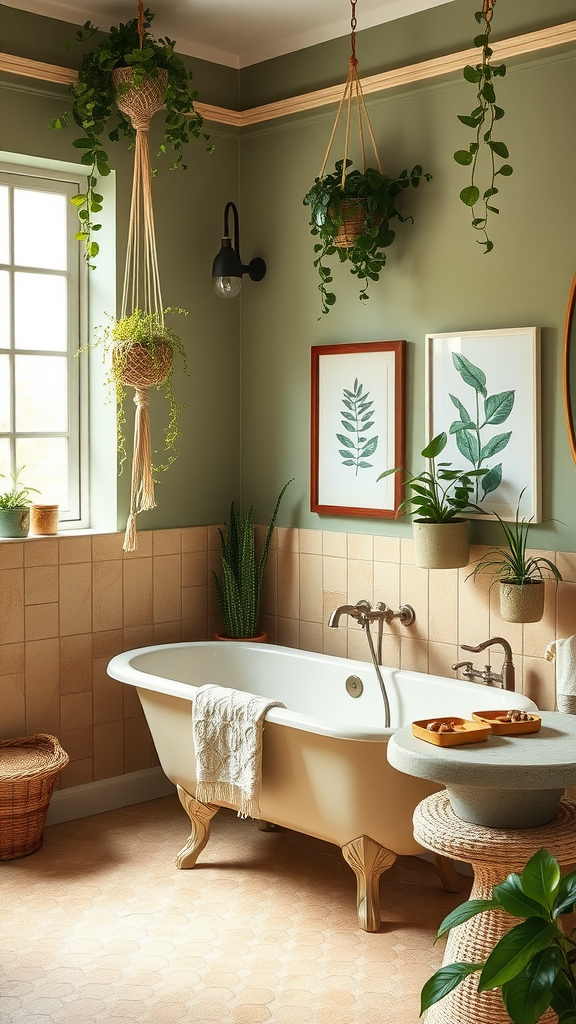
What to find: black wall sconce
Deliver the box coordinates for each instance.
[211,201,266,299]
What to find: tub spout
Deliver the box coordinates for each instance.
[328,602,368,628]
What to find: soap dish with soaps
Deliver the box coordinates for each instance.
[471,710,541,736]
[411,717,491,747]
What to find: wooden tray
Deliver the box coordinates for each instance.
[411,717,491,746]
[472,710,541,736]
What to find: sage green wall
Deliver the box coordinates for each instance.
[0,6,241,530]
[238,0,576,551]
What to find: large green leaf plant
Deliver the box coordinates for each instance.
[421,848,576,1024]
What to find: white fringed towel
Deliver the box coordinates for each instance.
[192,684,285,819]
[545,635,576,714]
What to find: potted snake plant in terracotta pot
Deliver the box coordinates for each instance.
[49,7,212,267]
[213,480,292,641]
[467,491,562,623]
[0,468,40,538]
[378,432,488,569]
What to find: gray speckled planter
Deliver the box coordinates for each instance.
[499,580,545,623]
[412,519,469,569]
[387,711,576,828]
[0,507,30,538]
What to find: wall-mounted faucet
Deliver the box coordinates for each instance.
[452,636,515,691]
[328,599,415,629]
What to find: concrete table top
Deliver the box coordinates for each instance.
[387,710,576,828]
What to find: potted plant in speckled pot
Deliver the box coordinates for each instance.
[0,468,39,538]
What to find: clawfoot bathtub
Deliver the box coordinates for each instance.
[108,641,536,931]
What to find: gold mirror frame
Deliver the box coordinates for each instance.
[563,271,576,465]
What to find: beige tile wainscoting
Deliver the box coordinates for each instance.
[1,525,575,791]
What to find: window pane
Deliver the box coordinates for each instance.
[15,355,68,431]
[0,186,8,264]
[0,354,10,431]
[0,271,9,347]
[0,438,9,481]
[16,437,68,506]
[15,273,67,351]
[14,188,67,271]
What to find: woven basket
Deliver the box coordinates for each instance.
[0,734,69,860]
[113,342,173,388]
[111,67,167,131]
[332,200,366,248]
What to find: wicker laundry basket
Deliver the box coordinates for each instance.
[0,734,69,860]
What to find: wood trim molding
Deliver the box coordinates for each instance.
[1,19,575,128]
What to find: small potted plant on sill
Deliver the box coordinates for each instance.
[467,491,562,623]
[303,159,431,314]
[90,307,188,473]
[49,7,213,266]
[421,847,576,1024]
[378,432,488,569]
[0,468,40,539]
[213,480,292,641]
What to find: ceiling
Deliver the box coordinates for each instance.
[4,0,456,68]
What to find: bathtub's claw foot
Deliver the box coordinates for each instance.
[434,853,462,893]
[176,785,220,869]
[257,819,281,832]
[341,835,397,932]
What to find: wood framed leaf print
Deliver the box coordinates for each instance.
[425,328,541,522]
[310,341,405,517]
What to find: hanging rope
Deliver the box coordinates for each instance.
[111,0,169,552]
[319,0,382,187]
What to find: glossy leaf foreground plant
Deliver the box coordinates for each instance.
[213,481,292,640]
[421,847,576,1024]
[49,7,212,266]
[378,432,488,569]
[0,467,40,538]
[303,159,431,314]
[454,0,513,252]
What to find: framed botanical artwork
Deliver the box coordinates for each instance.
[425,327,541,522]
[311,340,405,517]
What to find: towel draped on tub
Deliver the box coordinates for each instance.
[192,684,285,819]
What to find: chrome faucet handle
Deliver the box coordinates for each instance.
[375,602,416,627]
[452,660,474,678]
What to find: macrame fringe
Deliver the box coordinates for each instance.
[123,387,156,552]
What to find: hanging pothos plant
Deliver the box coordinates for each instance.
[304,159,431,314]
[49,8,213,266]
[454,0,513,252]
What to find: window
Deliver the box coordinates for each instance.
[0,165,88,526]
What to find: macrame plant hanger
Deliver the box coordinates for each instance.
[319,0,382,226]
[112,0,171,552]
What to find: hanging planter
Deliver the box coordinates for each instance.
[303,0,431,315]
[49,6,213,267]
[499,580,545,624]
[413,519,470,570]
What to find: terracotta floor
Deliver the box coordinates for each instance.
[1,795,470,1024]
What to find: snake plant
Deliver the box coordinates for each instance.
[213,480,292,639]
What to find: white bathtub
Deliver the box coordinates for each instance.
[108,641,537,930]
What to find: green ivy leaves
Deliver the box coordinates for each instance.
[455,7,513,252]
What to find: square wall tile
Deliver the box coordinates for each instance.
[153,621,182,644]
[428,642,459,678]
[524,656,556,711]
[347,559,373,605]
[322,531,347,557]
[260,550,277,617]
[0,643,24,676]
[556,550,576,584]
[277,551,299,619]
[374,561,400,614]
[299,620,323,654]
[25,602,59,640]
[557,582,576,639]
[1,673,25,738]
[400,564,429,641]
[299,529,322,555]
[61,690,92,731]
[0,543,23,569]
[276,527,299,553]
[123,624,154,651]
[124,716,155,773]
[0,568,24,644]
[59,536,92,564]
[299,553,323,623]
[374,536,400,563]
[123,557,153,627]
[523,580,557,659]
[124,530,153,558]
[25,564,59,605]
[60,634,93,694]
[400,637,429,674]
[153,529,181,555]
[348,534,373,561]
[92,533,124,561]
[153,553,182,623]
[94,720,124,781]
[60,725,93,761]
[25,637,59,735]
[323,555,347,594]
[322,623,347,659]
[182,618,209,642]
[182,585,208,620]
[429,569,458,645]
[346,629,372,663]
[182,526,208,553]
[277,617,299,649]
[182,549,208,587]
[60,757,93,788]
[458,568,490,647]
[93,657,124,725]
[92,628,123,661]
[24,538,58,566]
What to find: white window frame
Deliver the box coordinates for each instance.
[0,161,89,527]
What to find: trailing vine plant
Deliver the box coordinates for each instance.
[454,0,513,252]
[49,8,213,267]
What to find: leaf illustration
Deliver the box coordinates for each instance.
[480,431,511,460]
[341,420,356,432]
[337,433,354,448]
[341,410,355,421]
[450,419,473,434]
[361,421,375,431]
[337,379,378,474]
[484,390,515,424]
[358,460,373,468]
[452,352,488,397]
[450,393,473,424]
[456,429,480,464]
[361,437,378,458]
[481,462,502,496]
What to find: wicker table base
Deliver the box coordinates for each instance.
[414,792,576,1024]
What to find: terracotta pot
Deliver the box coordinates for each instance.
[499,580,545,623]
[31,505,59,536]
[412,519,470,569]
[0,507,30,538]
[213,632,268,643]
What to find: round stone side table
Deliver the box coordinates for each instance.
[414,792,576,1024]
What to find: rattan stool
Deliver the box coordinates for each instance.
[0,734,69,860]
[414,791,576,1024]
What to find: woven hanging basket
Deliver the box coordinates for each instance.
[113,341,173,389]
[111,66,168,129]
[0,734,69,860]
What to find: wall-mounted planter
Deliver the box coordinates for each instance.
[499,580,545,623]
[413,519,470,570]
[0,507,30,538]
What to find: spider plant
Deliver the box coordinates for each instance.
[468,490,562,585]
